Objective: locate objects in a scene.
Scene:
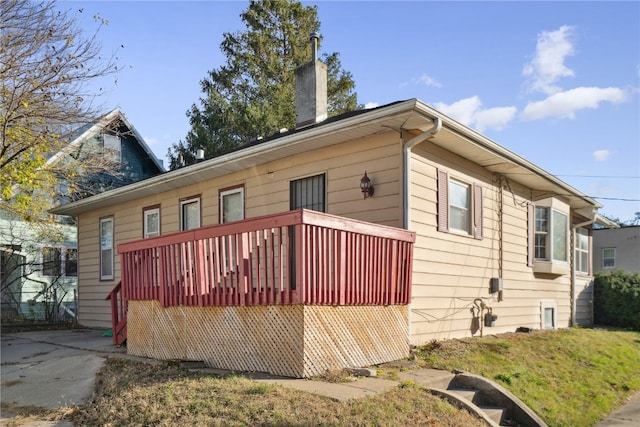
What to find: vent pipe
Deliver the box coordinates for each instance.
[311,32,319,61]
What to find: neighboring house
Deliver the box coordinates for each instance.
[592,226,640,274]
[0,109,164,320]
[51,44,614,377]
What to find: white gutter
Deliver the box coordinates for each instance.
[402,115,441,347]
[402,116,442,229]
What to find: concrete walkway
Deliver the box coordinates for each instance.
[595,392,640,427]
[1,329,639,426]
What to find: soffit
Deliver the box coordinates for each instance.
[427,126,597,210]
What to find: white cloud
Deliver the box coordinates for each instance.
[414,73,442,88]
[364,102,379,109]
[434,96,516,132]
[593,149,612,162]
[521,87,627,120]
[435,96,482,126]
[523,25,576,95]
[474,107,518,132]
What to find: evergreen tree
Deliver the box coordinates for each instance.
[167,0,359,169]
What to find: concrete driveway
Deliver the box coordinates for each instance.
[1,329,124,414]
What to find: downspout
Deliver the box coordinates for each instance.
[571,217,597,326]
[403,117,442,229]
[402,116,441,346]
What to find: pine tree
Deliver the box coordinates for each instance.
[167,0,359,169]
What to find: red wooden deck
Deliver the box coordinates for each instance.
[111,209,415,343]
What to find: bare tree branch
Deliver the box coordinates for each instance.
[1,0,122,222]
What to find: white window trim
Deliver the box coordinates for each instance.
[540,299,558,330]
[180,197,201,231]
[602,247,616,269]
[448,178,471,235]
[100,217,114,280]
[143,207,160,238]
[529,198,570,275]
[575,228,590,275]
[220,187,245,223]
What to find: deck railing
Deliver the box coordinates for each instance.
[105,281,127,345]
[118,209,415,308]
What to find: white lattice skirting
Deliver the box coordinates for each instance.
[127,300,409,378]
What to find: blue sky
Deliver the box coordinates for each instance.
[65,1,639,222]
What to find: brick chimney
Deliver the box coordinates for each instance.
[295,32,328,128]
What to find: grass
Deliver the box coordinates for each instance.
[414,327,640,427]
[65,359,483,427]
[1,327,638,426]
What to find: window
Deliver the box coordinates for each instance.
[528,198,571,274]
[220,187,244,223]
[437,169,483,239]
[1,246,25,293]
[552,210,568,261]
[65,248,78,277]
[103,134,121,163]
[42,247,62,277]
[180,197,200,230]
[534,207,549,260]
[449,179,471,233]
[143,207,160,238]
[40,246,76,278]
[575,228,590,274]
[290,173,326,212]
[602,248,616,269]
[100,217,114,280]
[534,207,568,262]
[540,300,557,329]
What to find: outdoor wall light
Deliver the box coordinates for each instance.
[360,171,374,199]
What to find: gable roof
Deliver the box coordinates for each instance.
[51,99,602,217]
[46,108,165,172]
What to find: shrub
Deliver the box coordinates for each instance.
[594,270,640,330]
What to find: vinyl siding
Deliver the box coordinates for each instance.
[76,129,581,339]
[76,132,403,327]
[409,141,572,344]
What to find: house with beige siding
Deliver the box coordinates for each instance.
[51,49,613,377]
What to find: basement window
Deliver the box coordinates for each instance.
[540,300,557,330]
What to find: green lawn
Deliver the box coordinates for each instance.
[415,327,640,427]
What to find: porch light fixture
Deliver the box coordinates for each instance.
[360,171,374,199]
